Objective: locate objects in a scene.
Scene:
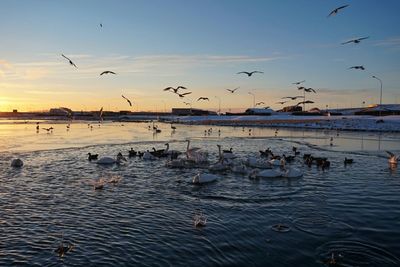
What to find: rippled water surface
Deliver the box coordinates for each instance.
[1,120,400,266]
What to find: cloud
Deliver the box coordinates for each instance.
[373,37,400,48]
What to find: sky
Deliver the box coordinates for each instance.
[0,0,400,112]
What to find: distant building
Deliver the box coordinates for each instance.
[12,109,18,113]
[244,108,274,115]
[172,108,217,116]
[49,107,72,116]
[279,105,302,112]
[355,104,400,116]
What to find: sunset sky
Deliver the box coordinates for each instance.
[1,0,400,112]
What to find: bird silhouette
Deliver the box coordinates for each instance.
[183,101,191,105]
[61,54,77,68]
[42,127,54,132]
[237,71,263,77]
[276,101,288,104]
[100,71,116,75]
[298,87,316,93]
[292,80,305,85]
[121,95,132,106]
[164,86,187,93]
[255,101,265,106]
[282,96,304,100]
[100,23,103,28]
[328,4,349,17]
[176,92,192,98]
[341,37,369,45]
[226,87,239,93]
[197,97,209,101]
[296,100,314,106]
[348,65,365,70]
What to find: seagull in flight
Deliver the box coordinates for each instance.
[237,71,263,77]
[122,95,132,106]
[276,101,288,104]
[282,96,304,100]
[226,87,239,93]
[298,87,316,93]
[255,101,265,106]
[100,71,116,75]
[348,65,365,70]
[197,97,209,101]
[292,80,305,85]
[341,37,369,45]
[163,86,187,93]
[296,100,314,106]
[328,5,349,17]
[100,23,103,28]
[61,54,77,68]
[176,92,192,98]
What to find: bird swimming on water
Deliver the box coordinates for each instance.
[237,71,263,77]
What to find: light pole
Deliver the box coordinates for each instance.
[214,96,221,115]
[248,92,255,108]
[372,75,383,106]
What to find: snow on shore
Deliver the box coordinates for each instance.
[169,114,400,132]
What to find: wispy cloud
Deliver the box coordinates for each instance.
[373,36,400,48]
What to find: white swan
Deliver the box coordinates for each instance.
[231,164,248,174]
[281,167,303,178]
[387,151,399,165]
[193,173,219,184]
[249,169,282,179]
[97,153,127,165]
[186,140,208,163]
[11,158,23,168]
[246,156,271,169]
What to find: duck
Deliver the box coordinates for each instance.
[193,212,207,227]
[11,158,24,168]
[283,154,295,163]
[128,148,137,157]
[193,173,219,184]
[93,179,105,190]
[87,153,98,161]
[386,151,399,165]
[222,147,236,159]
[54,235,74,257]
[97,153,127,165]
[344,157,354,165]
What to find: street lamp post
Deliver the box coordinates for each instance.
[372,75,383,106]
[214,96,221,115]
[248,92,255,108]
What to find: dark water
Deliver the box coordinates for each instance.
[1,122,400,266]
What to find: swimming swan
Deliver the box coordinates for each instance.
[193,173,219,184]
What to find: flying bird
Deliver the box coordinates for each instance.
[292,80,305,85]
[237,71,263,77]
[183,102,191,106]
[348,65,365,70]
[341,37,369,45]
[282,96,304,100]
[276,101,288,105]
[296,100,314,106]
[176,92,192,98]
[197,97,209,101]
[100,71,116,75]
[226,87,239,93]
[255,101,265,106]
[121,95,132,106]
[164,86,187,93]
[100,23,103,28]
[61,54,77,68]
[328,5,349,17]
[304,88,316,93]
